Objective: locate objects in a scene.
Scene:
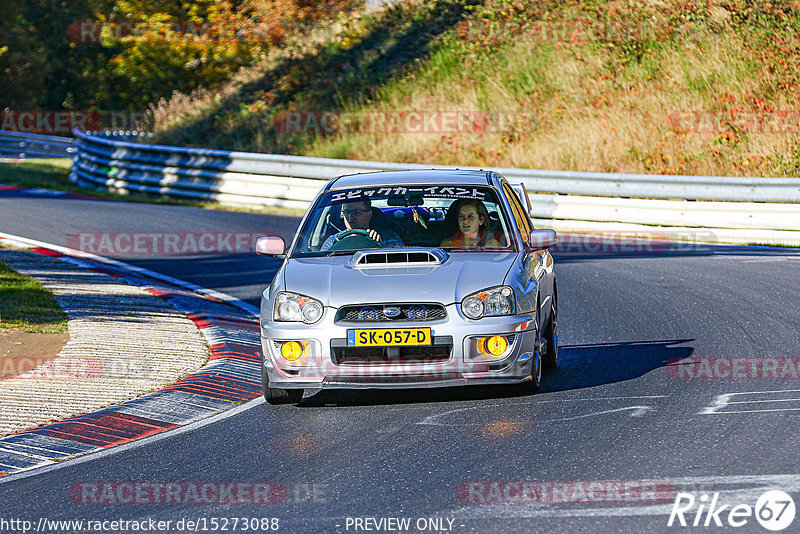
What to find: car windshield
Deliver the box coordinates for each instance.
[291,185,516,257]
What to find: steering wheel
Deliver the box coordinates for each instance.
[327,229,381,251]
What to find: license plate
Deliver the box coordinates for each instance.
[347,328,432,347]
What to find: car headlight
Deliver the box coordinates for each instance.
[274,292,324,324]
[462,286,515,319]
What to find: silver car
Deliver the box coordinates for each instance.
[256,170,558,404]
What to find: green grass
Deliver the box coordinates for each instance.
[0,159,74,191]
[0,257,68,334]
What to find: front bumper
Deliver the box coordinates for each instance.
[261,304,539,389]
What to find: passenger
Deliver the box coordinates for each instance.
[321,200,403,251]
[440,200,501,248]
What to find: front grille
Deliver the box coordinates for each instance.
[336,303,447,323]
[326,373,463,384]
[332,345,452,365]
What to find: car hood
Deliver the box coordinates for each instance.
[284,252,518,307]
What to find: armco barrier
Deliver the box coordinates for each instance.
[0,131,74,159]
[23,127,792,243]
[70,129,800,202]
[529,194,800,231]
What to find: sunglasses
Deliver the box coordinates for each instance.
[342,209,370,216]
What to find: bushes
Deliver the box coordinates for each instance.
[0,0,362,114]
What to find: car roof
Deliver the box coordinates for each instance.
[327,169,494,191]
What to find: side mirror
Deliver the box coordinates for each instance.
[529,229,558,250]
[255,236,286,256]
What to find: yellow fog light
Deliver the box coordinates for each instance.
[485,336,508,357]
[281,341,304,361]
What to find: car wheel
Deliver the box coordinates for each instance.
[262,363,303,405]
[542,295,558,369]
[519,350,541,393]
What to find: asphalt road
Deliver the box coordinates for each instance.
[2,189,800,533]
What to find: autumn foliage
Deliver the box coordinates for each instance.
[0,0,362,113]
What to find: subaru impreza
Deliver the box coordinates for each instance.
[256,170,558,404]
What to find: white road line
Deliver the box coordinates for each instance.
[0,397,266,485]
[419,400,662,426]
[522,395,668,401]
[724,388,800,397]
[417,405,475,425]
[545,406,654,421]
[700,393,732,414]
[741,258,800,263]
[727,398,800,405]
[452,503,674,519]
[700,389,800,414]
[0,231,259,316]
[705,407,800,414]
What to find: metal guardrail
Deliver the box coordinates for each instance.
[0,131,74,159]
[67,129,800,237]
[70,129,800,204]
[529,194,800,232]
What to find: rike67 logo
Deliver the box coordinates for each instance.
[668,490,796,531]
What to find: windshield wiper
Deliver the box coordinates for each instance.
[323,245,411,256]
[444,247,510,252]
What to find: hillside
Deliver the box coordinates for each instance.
[151,0,800,178]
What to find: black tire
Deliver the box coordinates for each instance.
[520,350,542,393]
[262,363,303,405]
[542,293,558,369]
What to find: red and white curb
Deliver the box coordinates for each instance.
[0,229,266,480]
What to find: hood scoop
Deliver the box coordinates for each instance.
[352,248,448,268]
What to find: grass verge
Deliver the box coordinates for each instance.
[0,256,68,334]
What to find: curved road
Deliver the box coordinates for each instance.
[2,189,800,533]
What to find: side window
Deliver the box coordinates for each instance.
[502,182,531,237]
[303,206,333,251]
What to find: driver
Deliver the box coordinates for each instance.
[320,200,403,251]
